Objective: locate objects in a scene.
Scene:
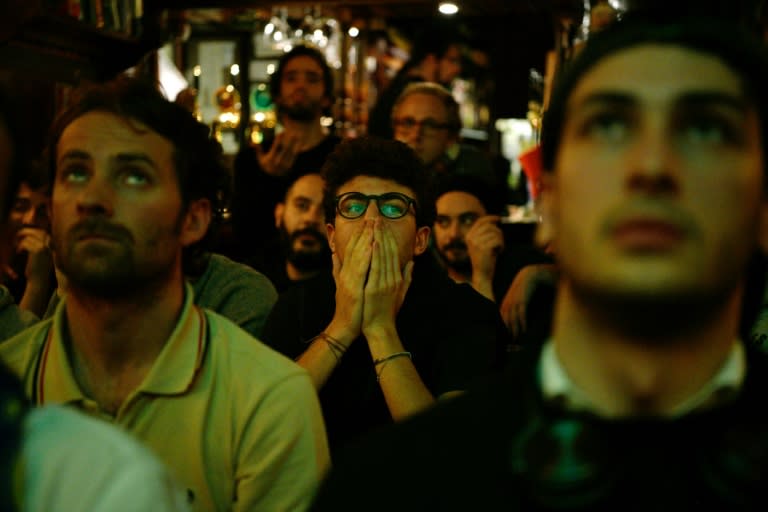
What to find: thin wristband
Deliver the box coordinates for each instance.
[373,351,412,366]
[374,351,412,382]
[306,332,347,362]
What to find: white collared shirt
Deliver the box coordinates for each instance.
[539,339,745,417]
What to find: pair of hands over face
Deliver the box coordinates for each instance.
[331,218,414,344]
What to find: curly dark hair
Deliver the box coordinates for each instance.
[321,136,434,228]
[46,75,231,275]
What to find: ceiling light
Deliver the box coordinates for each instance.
[438,2,459,15]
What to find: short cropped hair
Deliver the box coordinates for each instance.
[322,136,435,228]
[541,15,768,185]
[46,76,230,275]
[435,174,506,216]
[392,82,462,136]
[270,44,334,104]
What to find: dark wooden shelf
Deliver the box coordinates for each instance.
[0,10,160,83]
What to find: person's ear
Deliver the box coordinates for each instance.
[180,198,211,247]
[274,202,284,229]
[326,223,336,253]
[413,225,431,256]
[534,172,556,251]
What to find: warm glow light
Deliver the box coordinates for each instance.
[264,22,275,35]
[266,64,276,75]
[193,65,201,77]
[348,26,359,38]
[230,64,240,76]
[438,2,459,15]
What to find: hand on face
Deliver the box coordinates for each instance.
[256,132,302,176]
[362,219,414,337]
[329,219,414,343]
[465,215,504,279]
[15,227,53,283]
[329,218,374,343]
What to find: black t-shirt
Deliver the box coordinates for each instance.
[312,343,768,511]
[261,253,504,455]
[229,135,341,261]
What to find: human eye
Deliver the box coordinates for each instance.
[579,110,631,142]
[11,198,31,214]
[339,195,368,218]
[121,166,152,187]
[397,117,417,129]
[59,164,89,184]
[459,213,479,227]
[435,215,451,229]
[679,112,741,146]
[294,198,311,212]
[379,195,409,218]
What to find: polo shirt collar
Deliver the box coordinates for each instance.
[39,283,207,405]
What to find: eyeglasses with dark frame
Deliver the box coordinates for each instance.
[335,192,418,220]
[392,117,453,136]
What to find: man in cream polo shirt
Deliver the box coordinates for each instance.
[0,77,329,511]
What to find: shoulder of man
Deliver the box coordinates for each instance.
[191,253,278,338]
[0,317,52,395]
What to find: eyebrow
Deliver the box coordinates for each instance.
[571,90,750,112]
[58,150,158,169]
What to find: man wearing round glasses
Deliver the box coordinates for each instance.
[262,136,503,455]
[391,82,502,190]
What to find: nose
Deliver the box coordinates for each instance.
[303,204,325,228]
[625,121,680,196]
[76,176,115,217]
[447,219,462,239]
[363,198,381,220]
[20,207,36,226]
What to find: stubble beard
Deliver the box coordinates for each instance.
[280,225,330,273]
[53,220,181,301]
[277,99,323,123]
[437,242,472,277]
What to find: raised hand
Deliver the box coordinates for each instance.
[255,132,302,176]
[465,215,504,280]
[499,263,558,338]
[15,227,53,285]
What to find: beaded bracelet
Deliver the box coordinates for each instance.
[373,351,412,382]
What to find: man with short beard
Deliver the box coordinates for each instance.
[432,175,550,303]
[250,173,331,292]
[230,45,341,262]
[0,77,329,512]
